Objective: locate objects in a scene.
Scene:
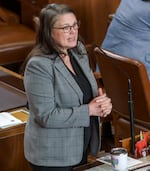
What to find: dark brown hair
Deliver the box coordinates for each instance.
[20,3,83,74]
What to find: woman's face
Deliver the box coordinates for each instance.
[51,13,79,53]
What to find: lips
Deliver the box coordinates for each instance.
[67,37,76,42]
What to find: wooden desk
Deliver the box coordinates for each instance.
[83,156,150,171]
[0,109,31,171]
[0,65,26,111]
[0,66,24,91]
[73,161,101,171]
[0,81,26,112]
[0,65,29,170]
[80,133,150,171]
[119,132,150,155]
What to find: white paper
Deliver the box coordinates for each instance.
[96,153,143,169]
[0,112,22,128]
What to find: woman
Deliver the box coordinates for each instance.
[23,3,112,171]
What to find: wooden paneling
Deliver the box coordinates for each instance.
[49,0,120,44]
[0,81,26,112]
[106,0,121,14]
[0,124,31,171]
[21,0,120,45]
[84,0,108,44]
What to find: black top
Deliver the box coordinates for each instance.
[69,55,93,104]
[69,54,94,153]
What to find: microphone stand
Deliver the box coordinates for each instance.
[128,79,135,155]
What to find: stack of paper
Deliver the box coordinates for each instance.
[0,112,22,129]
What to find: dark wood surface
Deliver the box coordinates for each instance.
[0,67,24,91]
[73,161,102,171]
[0,81,26,112]
[0,123,31,171]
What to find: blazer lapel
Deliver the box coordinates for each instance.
[72,51,98,97]
[55,56,83,103]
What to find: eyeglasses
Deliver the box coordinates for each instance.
[52,22,80,33]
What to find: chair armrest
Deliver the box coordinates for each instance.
[0,66,23,80]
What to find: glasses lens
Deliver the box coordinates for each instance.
[73,23,79,30]
[63,21,80,33]
[63,26,70,33]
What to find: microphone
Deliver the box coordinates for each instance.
[128,79,135,155]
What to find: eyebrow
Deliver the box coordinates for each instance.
[56,21,78,27]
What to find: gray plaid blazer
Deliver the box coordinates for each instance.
[24,42,100,167]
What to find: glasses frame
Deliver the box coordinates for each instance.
[52,21,80,33]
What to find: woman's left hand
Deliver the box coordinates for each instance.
[96,88,112,117]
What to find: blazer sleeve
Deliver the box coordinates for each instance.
[24,56,90,129]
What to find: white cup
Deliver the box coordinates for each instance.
[111,147,128,171]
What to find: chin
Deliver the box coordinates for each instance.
[69,42,77,48]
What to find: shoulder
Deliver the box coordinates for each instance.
[25,54,56,76]
[28,55,54,67]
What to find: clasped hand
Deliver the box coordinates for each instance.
[89,88,112,117]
